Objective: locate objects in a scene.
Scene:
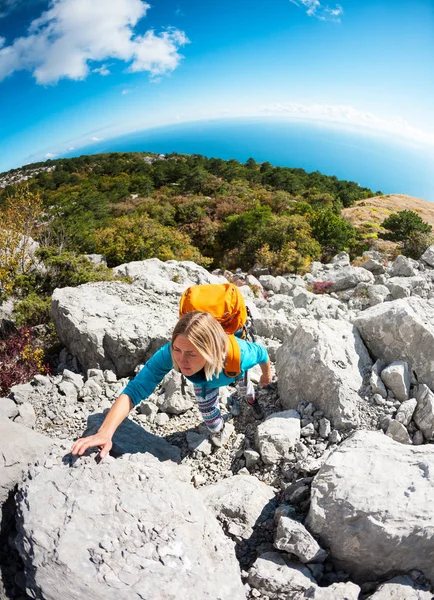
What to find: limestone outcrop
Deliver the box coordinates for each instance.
[4,251,434,598]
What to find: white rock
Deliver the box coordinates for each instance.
[14,402,36,429]
[395,398,417,426]
[0,397,19,419]
[307,430,434,582]
[274,516,327,563]
[277,319,372,430]
[255,410,301,465]
[367,575,433,599]
[355,297,434,392]
[380,361,410,401]
[201,474,275,539]
[414,384,434,440]
[385,419,412,444]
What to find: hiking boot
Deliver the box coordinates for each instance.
[209,422,234,448]
[247,398,265,420]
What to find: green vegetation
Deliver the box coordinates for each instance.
[0,151,379,325]
[381,209,432,242]
[11,246,130,326]
[379,209,434,259]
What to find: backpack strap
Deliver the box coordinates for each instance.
[224,335,242,378]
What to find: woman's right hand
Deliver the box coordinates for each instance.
[70,432,113,460]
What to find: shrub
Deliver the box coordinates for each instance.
[312,281,334,295]
[0,327,49,395]
[35,248,128,289]
[256,242,310,275]
[0,186,43,300]
[381,210,432,243]
[309,209,358,260]
[93,215,212,268]
[13,293,52,326]
[402,231,434,260]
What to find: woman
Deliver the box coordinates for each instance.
[71,311,272,459]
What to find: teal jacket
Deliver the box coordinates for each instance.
[122,338,269,407]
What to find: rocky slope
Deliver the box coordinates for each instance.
[2,254,434,599]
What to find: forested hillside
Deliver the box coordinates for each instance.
[0,151,377,276]
[2,151,433,391]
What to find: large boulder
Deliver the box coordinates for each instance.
[0,417,54,503]
[113,258,225,294]
[276,319,372,430]
[354,297,434,391]
[420,245,434,268]
[306,430,434,583]
[51,282,179,377]
[15,452,246,600]
[316,265,374,292]
[390,255,418,277]
[253,307,296,341]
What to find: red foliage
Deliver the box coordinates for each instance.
[0,327,50,396]
[312,281,334,295]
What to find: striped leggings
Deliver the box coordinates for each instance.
[194,371,255,433]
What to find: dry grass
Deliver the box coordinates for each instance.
[343,194,434,230]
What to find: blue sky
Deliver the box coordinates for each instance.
[1,0,433,174]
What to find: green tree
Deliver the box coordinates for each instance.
[309,208,358,260]
[381,210,432,242]
[93,215,211,267]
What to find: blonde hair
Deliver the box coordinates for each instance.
[171,311,229,380]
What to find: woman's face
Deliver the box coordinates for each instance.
[172,334,207,376]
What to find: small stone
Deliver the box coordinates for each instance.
[300,423,315,437]
[328,430,341,444]
[413,430,425,445]
[192,474,207,487]
[386,420,412,444]
[395,398,417,426]
[373,394,386,406]
[303,403,316,417]
[155,413,169,426]
[244,449,260,469]
[103,369,117,383]
[237,467,250,475]
[319,418,331,439]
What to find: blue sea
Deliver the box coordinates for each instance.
[68,118,434,202]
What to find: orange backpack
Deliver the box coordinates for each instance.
[179,283,249,377]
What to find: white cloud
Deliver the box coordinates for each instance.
[93,64,110,76]
[290,0,343,22]
[45,152,56,158]
[121,88,129,94]
[90,136,102,141]
[260,102,434,147]
[0,0,189,84]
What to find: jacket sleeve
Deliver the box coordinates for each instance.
[121,342,174,407]
[239,339,269,372]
